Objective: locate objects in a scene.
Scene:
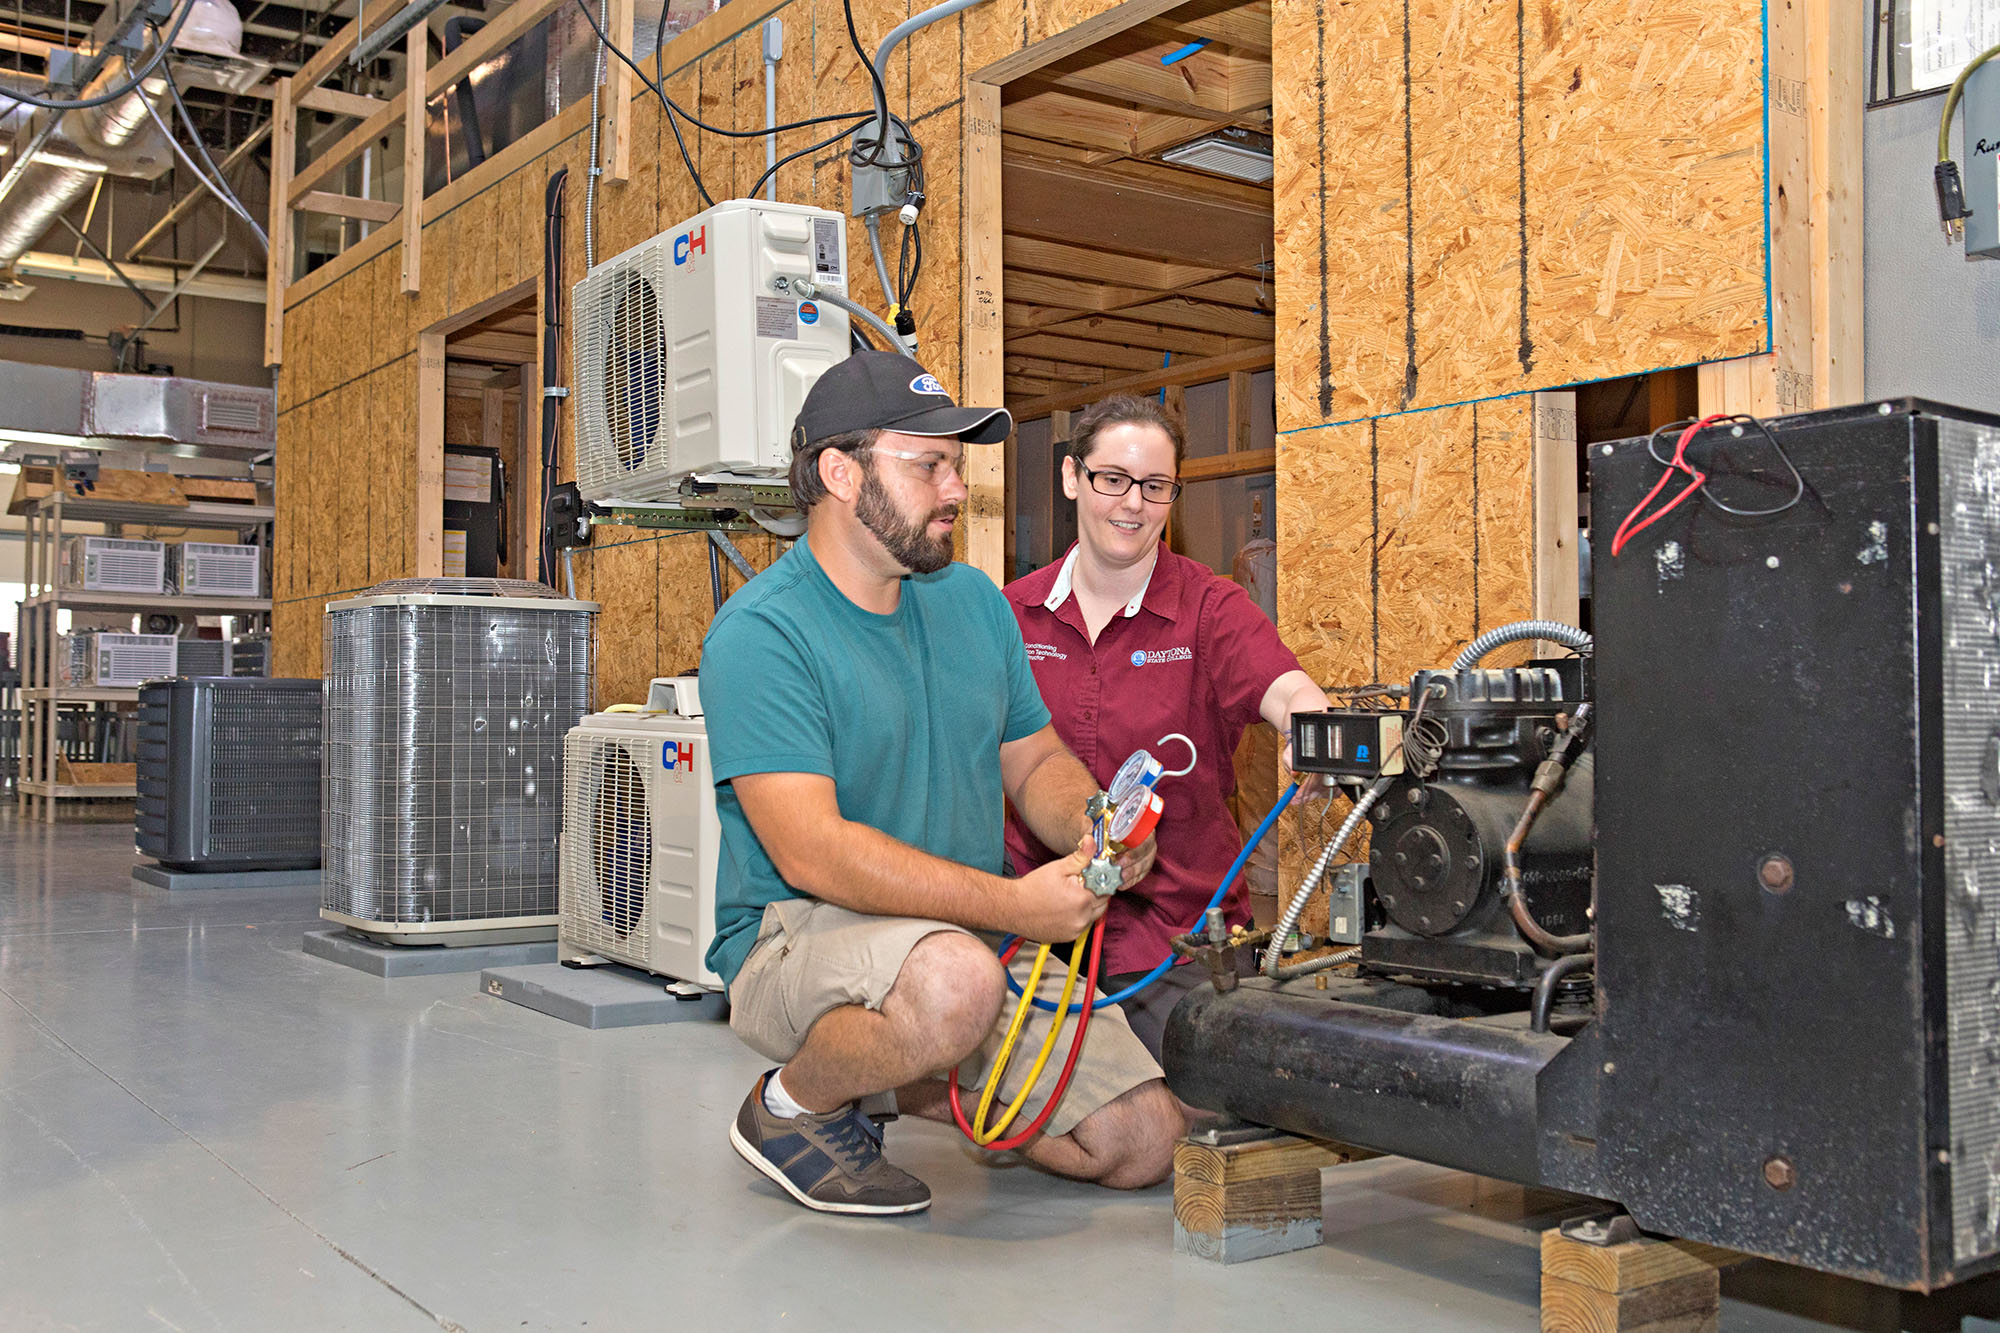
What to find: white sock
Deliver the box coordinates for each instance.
[762,1069,811,1120]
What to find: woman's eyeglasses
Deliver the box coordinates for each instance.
[1080,463,1182,504]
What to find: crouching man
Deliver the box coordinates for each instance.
[701,352,1185,1215]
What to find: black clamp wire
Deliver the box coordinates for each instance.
[1644,413,1806,519]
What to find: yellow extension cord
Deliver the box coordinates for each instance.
[969,927,1090,1145]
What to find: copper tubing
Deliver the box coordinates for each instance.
[1502,704,1593,956]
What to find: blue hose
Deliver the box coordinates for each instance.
[1003,779,1302,1013]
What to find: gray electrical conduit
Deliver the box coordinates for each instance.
[867,0,992,164]
[792,276,905,352]
[1263,776,1394,980]
[1452,619,1592,671]
[864,213,897,315]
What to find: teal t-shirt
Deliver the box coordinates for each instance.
[700,538,1052,987]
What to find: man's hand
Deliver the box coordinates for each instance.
[1010,845,1111,944]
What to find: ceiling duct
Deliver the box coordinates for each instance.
[0,55,175,269]
[0,361,274,457]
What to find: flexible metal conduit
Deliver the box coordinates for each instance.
[1451,620,1592,672]
[1263,777,1392,979]
[793,276,903,351]
[584,0,608,269]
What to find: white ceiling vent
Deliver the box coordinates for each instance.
[1159,130,1275,183]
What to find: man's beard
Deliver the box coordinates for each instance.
[856,461,956,574]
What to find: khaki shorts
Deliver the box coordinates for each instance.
[730,897,1162,1140]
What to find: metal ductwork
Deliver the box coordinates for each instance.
[0,360,274,457]
[0,56,174,269]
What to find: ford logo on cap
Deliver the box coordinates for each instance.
[909,373,948,396]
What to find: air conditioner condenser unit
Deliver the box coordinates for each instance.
[559,676,721,990]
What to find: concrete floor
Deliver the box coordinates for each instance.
[0,809,1989,1332]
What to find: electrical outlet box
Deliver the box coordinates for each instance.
[1326,863,1366,945]
[1965,58,2000,260]
[848,120,918,219]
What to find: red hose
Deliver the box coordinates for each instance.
[948,919,1105,1150]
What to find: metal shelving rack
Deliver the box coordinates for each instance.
[18,487,274,821]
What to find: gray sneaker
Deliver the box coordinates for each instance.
[728,1072,932,1215]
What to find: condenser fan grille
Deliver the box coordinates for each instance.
[573,239,676,504]
[561,733,653,963]
[608,273,663,475]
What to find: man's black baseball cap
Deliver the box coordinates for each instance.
[793,351,1012,450]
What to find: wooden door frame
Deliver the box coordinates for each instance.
[415,279,540,578]
[961,0,1203,582]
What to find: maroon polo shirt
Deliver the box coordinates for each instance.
[1003,543,1304,977]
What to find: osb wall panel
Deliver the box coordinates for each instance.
[1273,394,1537,932]
[1273,0,1768,430]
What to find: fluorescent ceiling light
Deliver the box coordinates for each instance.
[1159,131,1274,183]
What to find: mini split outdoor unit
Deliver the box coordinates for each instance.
[558,677,721,990]
[571,198,852,504]
[320,578,597,946]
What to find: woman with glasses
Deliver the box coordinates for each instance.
[1002,393,1333,1060]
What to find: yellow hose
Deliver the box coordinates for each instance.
[973,942,1048,1134]
[972,928,1089,1144]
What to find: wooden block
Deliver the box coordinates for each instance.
[1540,1230,1739,1294]
[1540,1271,1719,1333]
[1172,1134,1366,1265]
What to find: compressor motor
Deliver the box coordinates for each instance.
[1289,659,1593,991]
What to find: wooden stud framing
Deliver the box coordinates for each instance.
[965,79,1006,581]
[1010,347,1273,418]
[400,24,426,296]
[1227,369,1254,453]
[295,190,401,223]
[416,330,446,577]
[1182,447,1275,483]
[604,0,634,184]
[263,76,295,367]
[297,86,388,119]
[1531,391,1579,629]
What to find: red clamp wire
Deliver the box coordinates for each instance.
[1608,414,1728,557]
[947,919,1106,1152]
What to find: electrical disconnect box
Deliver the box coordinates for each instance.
[571,199,852,504]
